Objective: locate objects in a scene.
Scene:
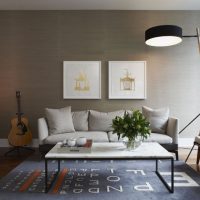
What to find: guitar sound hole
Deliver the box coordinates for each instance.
[17,122,28,135]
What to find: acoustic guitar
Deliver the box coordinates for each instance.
[8,91,32,147]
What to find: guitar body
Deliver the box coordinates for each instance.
[8,117,32,146]
[8,91,32,147]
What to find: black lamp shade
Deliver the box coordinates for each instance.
[145,25,183,47]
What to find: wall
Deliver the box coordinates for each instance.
[0,11,200,139]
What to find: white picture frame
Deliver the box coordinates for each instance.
[63,61,101,99]
[109,61,146,99]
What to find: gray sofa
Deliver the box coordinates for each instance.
[38,108,179,159]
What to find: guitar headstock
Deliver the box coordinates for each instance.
[16,91,21,98]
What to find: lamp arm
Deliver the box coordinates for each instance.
[182,27,200,53]
[182,35,198,37]
[179,113,200,134]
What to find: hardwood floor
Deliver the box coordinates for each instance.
[0,147,37,178]
[179,147,200,172]
[0,147,199,178]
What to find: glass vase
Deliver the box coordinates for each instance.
[124,137,142,151]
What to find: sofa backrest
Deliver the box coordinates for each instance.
[71,110,126,132]
[88,110,125,132]
[71,110,89,131]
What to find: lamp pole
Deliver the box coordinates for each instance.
[145,26,200,135]
[179,28,200,134]
[145,25,200,162]
[179,113,200,134]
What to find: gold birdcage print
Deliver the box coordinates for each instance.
[74,71,90,91]
[120,69,135,91]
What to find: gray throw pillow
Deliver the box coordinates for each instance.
[45,106,75,135]
[89,110,125,132]
[142,106,169,134]
[72,110,89,131]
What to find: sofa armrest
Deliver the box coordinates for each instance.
[166,117,179,144]
[38,118,49,145]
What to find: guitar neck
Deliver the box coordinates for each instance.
[16,91,22,123]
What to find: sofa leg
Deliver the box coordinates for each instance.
[168,149,179,161]
[39,147,47,160]
[40,152,45,160]
[175,150,179,161]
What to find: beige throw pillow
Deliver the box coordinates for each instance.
[45,106,75,135]
[142,106,169,134]
[89,110,125,132]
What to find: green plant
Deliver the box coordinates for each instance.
[112,110,151,141]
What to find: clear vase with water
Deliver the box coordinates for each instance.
[123,136,142,151]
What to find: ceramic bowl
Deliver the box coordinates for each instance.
[67,139,76,147]
[76,137,87,146]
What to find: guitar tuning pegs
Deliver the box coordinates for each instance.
[16,91,21,97]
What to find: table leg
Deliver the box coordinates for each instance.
[156,159,158,171]
[45,159,48,193]
[58,159,60,172]
[45,159,60,193]
[155,158,174,193]
[171,158,174,193]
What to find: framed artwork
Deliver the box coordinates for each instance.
[109,61,146,99]
[63,61,101,99]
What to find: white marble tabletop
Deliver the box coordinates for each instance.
[45,142,173,159]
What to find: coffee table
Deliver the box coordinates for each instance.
[45,142,174,193]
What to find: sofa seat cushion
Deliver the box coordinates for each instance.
[143,133,172,144]
[108,131,172,144]
[43,131,109,144]
[107,131,123,142]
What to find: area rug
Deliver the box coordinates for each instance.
[0,157,200,200]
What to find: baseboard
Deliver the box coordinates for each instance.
[178,138,194,148]
[0,139,39,148]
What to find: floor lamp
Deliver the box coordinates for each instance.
[145,25,200,161]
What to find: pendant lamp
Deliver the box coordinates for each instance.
[145,25,183,47]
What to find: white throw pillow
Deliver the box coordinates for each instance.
[89,110,125,132]
[142,106,169,134]
[45,106,75,135]
[72,110,89,131]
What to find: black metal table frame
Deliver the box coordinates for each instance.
[45,157,174,193]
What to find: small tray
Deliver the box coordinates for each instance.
[58,139,93,153]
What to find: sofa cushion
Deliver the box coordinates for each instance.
[45,106,75,135]
[43,131,109,144]
[108,131,172,144]
[107,131,124,142]
[89,110,125,132]
[72,110,89,131]
[143,133,172,144]
[142,106,169,134]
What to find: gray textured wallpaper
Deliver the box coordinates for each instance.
[0,11,200,139]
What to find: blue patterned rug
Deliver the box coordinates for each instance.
[0,157,200,200]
